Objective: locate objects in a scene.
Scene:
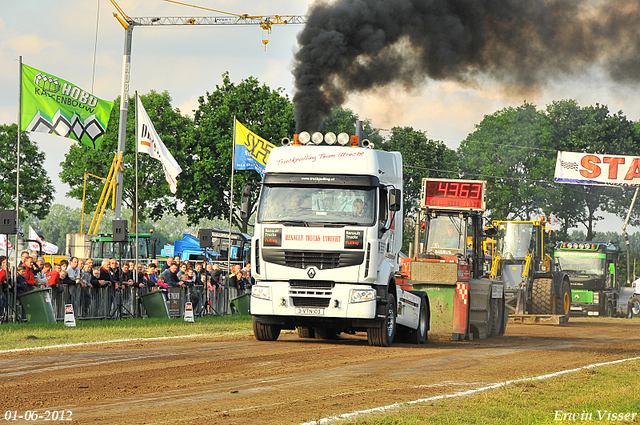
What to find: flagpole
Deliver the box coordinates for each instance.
[135,92,139,286]
[226,116,237,315]
[14,56,22,323]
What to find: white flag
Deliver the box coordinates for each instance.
[0,234,12,251]
[136,94,182,194]
[29,226,59,254]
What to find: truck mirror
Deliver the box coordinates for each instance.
[389,189,401,211]
[484,226,497,237]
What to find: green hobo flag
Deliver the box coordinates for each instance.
[20,63,114,149]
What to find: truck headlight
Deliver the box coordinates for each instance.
[252,286,272,301]
[593,292,599,303]
[349,289,376,304]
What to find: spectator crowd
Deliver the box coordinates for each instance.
[0,251,253,321]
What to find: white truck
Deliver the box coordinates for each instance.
[243,131,428,346]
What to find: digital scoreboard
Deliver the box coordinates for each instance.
[420,178,487,211]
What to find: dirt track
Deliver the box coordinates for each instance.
[1,318,639,425]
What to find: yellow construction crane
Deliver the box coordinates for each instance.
[111,0,306,50]
[107,0,306,223]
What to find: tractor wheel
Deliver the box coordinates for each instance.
[555,279,571,321]
[630,296,640,318]
[407,296,428,344]
[297,326,315,338]
[253,316,281,341]
[490,297,504,336]
[531,278,554,315]
[367,293,397,347]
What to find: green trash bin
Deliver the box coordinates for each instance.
[139,289,170,319]
[17,287,56,324]
[229,292,251,315]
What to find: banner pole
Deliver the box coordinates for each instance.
[135,91,139,287]
[226,116,237,315]
[14,56,22,323]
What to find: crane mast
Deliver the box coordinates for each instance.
[108,0,306,220]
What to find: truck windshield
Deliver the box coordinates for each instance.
[497,222,533,260]
[556,255,606,276]
[257,186,376,226]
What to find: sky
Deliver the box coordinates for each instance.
[1,0,639,234]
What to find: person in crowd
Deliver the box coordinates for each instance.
[245,262,256,287]
[120,262,135,287]
[78,258,85,272]
[90,266,109,290]
[194,262,207,286]
[176,262,188,281]
[16,265,28,294]
[18,251,29,266]
[99,259,111,284]
[155,275,168,290]
[45,263,62,293]
[228,264,244,295]
[161,256,174,273]
[67,257,82,285]
[135,263,147,288]
[22,256,37,292]
[182,267,200,312]
[35,259,48,286]
[0,256,10,316]
[160,263,181,287]
[59,259,69,272]
[146,263,159,287]
[108,258,122,289]
[241,268,252,292]
[79,261,93,315]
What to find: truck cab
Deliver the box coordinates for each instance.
[249,131,424,346]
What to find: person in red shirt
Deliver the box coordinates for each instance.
[22,256,37,291]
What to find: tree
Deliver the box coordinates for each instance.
[60,91,192,228]
[182,73,295,233]
[380,127,458,252]
[0,124,54,220]
[458,103,552,222]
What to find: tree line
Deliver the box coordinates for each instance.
[2,73,640,254]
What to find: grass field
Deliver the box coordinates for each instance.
[332,361,640,425]
[0,315,253,351]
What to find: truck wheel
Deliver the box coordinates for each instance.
[253,317,281,341]
[490,297,504,337]
[630,296,640,318]
[531,278,554,315]
[367,293,396,347]
[555,280,571,321]
[314,327,340,339]
[297,326,315,338]
[407,297,428,344]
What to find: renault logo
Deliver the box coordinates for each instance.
[307,267,316,279]
[574,294,579,300]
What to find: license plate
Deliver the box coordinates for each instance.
[295,307,324,315]
[492,284,504,299]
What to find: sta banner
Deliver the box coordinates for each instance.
[234,119,275,176]
[20,63,114,149]
[554,151,640,186]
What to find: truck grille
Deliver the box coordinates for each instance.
[290,280,334,289]
[262,250,364,269]
[291,297,331,308]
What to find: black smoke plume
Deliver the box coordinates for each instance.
[293,0,640,132]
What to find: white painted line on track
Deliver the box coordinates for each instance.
[299,355,640,425]
[0,334,208,354]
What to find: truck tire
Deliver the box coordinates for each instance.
[555,279,571,321]
[531,278,554,315]
[489,297,504,337]
[630,296,640,318]
[314,327,340,340]
[253,317,281,341]
[297,326,315,338]
[407,297,428,344]
[367,293,397,347]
